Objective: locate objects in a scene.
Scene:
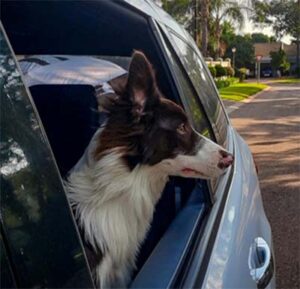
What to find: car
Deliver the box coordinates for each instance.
[261,68,273,77]
[0,1,275,289]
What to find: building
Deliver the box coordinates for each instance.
[254,42,298,73]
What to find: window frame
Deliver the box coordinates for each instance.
[0,22,94,288]
[148,19,236,289]
[160,25,229,147]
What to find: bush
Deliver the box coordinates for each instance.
[215,64,227,77]
[238,67,247,83]
[208,65,216,78]
[215,77,238,89]
[226,66,235,77]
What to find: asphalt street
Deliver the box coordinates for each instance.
[226,82,300,289]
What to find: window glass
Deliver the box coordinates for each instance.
[158,31,213,140]
[0,26,93,288]
[168,31,228,146]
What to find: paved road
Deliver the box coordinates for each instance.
[227,83,300,289]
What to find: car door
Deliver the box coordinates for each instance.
[0,23,94,288]
[152,21,275,289]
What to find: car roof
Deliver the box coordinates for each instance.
[123,0,192,42]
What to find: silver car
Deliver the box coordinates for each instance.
[0,1,275,288]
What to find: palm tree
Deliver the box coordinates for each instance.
[200,0,209,57]
[210,0,246,58]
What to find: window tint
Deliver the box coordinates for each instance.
[158,29,213,140]
[168,31,228,146]
[0,26,93,288]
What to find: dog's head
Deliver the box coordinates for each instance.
[96,51,233,179]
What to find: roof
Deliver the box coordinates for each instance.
[124,0,191,42]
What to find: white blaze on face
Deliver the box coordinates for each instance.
[159,133,233,179]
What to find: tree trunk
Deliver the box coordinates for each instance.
[193,0,198,43]
[216,20,221,58]
[200,0,209,57]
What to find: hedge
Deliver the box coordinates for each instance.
[215,77,239,89]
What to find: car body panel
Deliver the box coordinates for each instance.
[202,129,275,288]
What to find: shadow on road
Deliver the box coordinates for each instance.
[229,83,300,289]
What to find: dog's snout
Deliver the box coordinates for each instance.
[218,150,234,169]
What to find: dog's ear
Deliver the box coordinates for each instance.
[126,51,159,117]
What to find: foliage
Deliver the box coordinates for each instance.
[270,49,291,73]
[224,34,255,69]
[238,67,248,82]
[251,0,300,40]
[215,64,227,77]
[161,0,191,25]
[209,0,247,57]
[219,83,268,101]
[251,32,271,43]
[208,65,217,78]
[215,77,239,89]
[161,0,249,58]
[226,66,235,77]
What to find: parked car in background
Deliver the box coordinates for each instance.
[1,1,275,288]
[261,68,273,77]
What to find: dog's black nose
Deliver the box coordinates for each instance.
[218,150,234,169]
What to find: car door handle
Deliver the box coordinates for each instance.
[248,237,274,289]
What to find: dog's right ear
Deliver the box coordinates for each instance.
[126,51,159,117]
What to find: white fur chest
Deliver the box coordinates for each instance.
[65,150,168,288]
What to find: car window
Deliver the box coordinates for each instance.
[0,25,94,288]
[167,30,228,146]
[155,28,214,141]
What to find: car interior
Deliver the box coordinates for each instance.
[1,0,214,286]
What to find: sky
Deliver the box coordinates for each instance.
[241,17,292,44]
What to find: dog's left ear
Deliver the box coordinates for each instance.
[126,51,159,117]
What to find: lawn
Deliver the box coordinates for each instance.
[219,83,268,102]
[268,77,300,84]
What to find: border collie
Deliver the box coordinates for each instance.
[66,51,233,288]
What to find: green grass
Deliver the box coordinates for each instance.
[219,83,268,102]
[268,77,300,84]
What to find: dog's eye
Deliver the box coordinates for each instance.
[177,123,186,135]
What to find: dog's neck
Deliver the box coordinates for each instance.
[66,150,170,257]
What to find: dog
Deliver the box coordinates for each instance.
[66,51,233,288]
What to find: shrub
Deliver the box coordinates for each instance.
[238,67,247,83]
[226,66,235,77]
[215,64,227,77]
[215,77,238,89]
[208,65,216,78]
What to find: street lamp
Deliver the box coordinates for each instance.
[232,47,236,70]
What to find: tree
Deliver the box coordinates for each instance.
[162,0,211,56]
[210,0,246,57]
[270,48,291,75]
[251,0,300,77]
[251,32,270,43]
[224,34,255,69]
[200,0,209,56]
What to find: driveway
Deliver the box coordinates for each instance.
[227,82,300,289]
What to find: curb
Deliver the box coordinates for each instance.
[225,86,271,115]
